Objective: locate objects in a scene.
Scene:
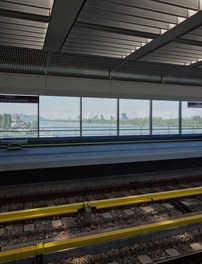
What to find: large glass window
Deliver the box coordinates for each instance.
[0,96,38,138]
[152,100,179,135]
[119,99,150,135]
[82,97,117,136]
[182,101,202,134]
[40,96,80,137]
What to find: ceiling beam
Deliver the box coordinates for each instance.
[189,61,202,68]
[111,10,202,72]
[43,0,86,52]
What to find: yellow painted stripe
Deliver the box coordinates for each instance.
[0,203,83,224]
[91,186,202,209]
[0,213,202,263]
[0,186,201,224]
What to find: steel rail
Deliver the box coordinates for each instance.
[0,186,201,224]
[0,213,202,263]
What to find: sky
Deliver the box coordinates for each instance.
[0,95,201,120]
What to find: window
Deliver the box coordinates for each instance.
[82,97,117,136]
[152,100,179,135]
[182,101,202,134]
[0,95,38,138]
[119,99,150,135]
[39,96,80,137]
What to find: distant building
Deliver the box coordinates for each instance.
[121,112,128,120]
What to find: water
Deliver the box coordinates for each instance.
[1,119,202,138]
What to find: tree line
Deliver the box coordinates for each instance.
[0,113,12,130]
[0,113,38,130]
[83,116,202,127]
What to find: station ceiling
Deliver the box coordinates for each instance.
[0,0,202,86]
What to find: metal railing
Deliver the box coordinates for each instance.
[1,126,202,138]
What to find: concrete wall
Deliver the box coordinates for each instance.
[0,73,202,101]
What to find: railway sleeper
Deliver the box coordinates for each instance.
[170,199,192,214]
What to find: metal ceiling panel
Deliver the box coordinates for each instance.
[0,20,46,33]
[0,0,201,86]
[106,0,189,17]
[0,0,53,49]
[66,35,143,47]
[64,41,134,53]
[2,0,54,9]
[152,0,200,10]
[0,27,45,38]
[0,0,51,16]
[85,0,178,23]
[81,5,169,29]
[77,14,161,35]
[141,57,188,65]
[181,26,202,42]
[71,26,149,43]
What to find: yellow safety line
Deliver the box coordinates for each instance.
[0,213,202,263]
[0,186,202,224]
[91,186,202,209]
[0,203,83,224]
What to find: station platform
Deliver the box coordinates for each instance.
[1,140,202,185]
[1,140,202,172]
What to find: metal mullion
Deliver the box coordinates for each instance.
[117,98,119,136]
[80,97,82,137]
[37,96,40,139]
[150,100,153,136]
[179,101,182,135]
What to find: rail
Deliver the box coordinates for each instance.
[0,186,201,224]
[1,126,202,138]
[0,213,202,263]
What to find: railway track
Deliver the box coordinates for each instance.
[48,230,202,264]
[0,169,202,263]
[1,169,202,213]
[0,186,202,263]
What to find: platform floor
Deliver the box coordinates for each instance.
[1,141,202,172]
